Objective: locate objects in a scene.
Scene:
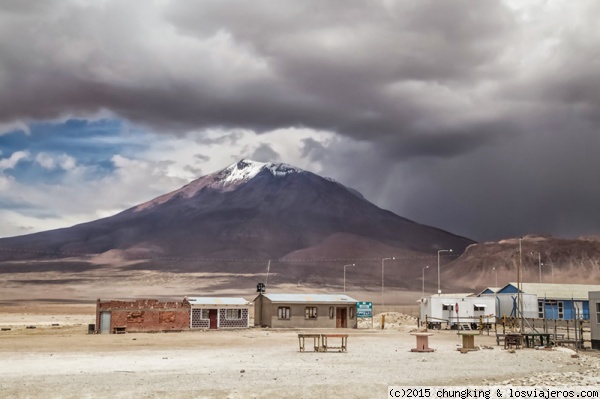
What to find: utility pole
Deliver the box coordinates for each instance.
[518,238,523,333]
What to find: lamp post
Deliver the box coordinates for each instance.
[492,267,498,288]
[437,249,452,294]
[422,265,429,298]
[343,263,355,293]
[518,237,523,333]
[381,257,394,306]
[530,252,542,283]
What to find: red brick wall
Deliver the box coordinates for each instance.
[96,299,190,333]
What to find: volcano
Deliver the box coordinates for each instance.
[0,160,474,263]
[0,159,477,298]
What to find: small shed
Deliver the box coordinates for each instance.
[254,293,358,328]
[188,297,251,330]
[497,283,600,320]
[590,291,600,350]
[420,294,496,329]
[95,298,190,334]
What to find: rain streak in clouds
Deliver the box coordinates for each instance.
[1,0,600,241]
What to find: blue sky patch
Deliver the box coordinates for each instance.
[0,118,149,183]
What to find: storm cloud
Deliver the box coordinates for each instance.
[1,0,600,241]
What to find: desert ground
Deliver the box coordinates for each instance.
[1,304,599,399]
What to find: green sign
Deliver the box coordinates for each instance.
[356,301,373,318]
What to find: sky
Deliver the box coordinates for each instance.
[1,0,600,242]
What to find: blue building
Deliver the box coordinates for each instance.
[496,283,600,320]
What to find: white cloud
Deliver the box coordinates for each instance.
[0,151,30,171]
[35,152,78,170]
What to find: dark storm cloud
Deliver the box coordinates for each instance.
[0,0,517,156]
[250,143,281,163]
[1,0,600,240]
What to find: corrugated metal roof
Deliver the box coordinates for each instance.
[506,283,600,300]
[260,294,358,303]
[187,297,250,306]
[477,287,501,296]
[432,293,474,298]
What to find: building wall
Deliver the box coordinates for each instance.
[190,307,250,329]
[590,291,600,350]
[265,301,357,328]
[253,295,275,327]
[96,299,190,333]
[219,308,249,328]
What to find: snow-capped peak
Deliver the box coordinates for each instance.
[215,159,305,183]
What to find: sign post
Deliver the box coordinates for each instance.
[356,301,373,329]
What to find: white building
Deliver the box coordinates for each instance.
[188,297,251,330]
[420,293,496,329]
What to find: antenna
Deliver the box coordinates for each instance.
[265,260,271,287]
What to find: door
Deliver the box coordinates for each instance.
[209,309,218,329]
[336,307,347,328]
[100,312,111,334]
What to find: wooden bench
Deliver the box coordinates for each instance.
[504,333,523,349]
[298,334,322,352]
[113,326,127,334]
[321,334,348,352]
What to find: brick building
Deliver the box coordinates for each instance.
[95,298,191,334]
[188,297,251,330]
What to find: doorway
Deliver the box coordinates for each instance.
[100,312,111,334]
[336,307,347,328]
[209,309,218,329]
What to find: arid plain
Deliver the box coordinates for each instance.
[1,304,599,399]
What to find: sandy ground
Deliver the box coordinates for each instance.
[1,306,599,399]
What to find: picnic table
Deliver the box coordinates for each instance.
[297,334,348,352]
[298,334,322,352]
[321,334,348,352]
[505,333,523,349]
[523,333,552,348]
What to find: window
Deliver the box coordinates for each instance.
[278,307,290,319]
[201,309,210,319]
[442,304,453,311]
[474,305,485,312]
[305,306,318,319]
[596,303,600,324]
[557,302,564,319]
[349,306,355,319]
[226,309,242,319]
[329,306,334,319]
[538,300,544,318]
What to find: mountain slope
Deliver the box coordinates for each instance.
[0,160,475,266]
[442,235,600,290]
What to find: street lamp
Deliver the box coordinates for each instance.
[437,249,452,294]
[518,237,523,333]
[530,252,542,283]
[422,265,429,298]
[492,267,498,288]
[343,263,355,293]
[381,257,395,306]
